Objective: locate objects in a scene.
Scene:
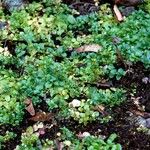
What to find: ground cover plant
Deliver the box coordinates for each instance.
[0,0,150,149]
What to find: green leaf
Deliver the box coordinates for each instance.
[67,15,76,24]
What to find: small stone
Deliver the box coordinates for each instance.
[2,0,26,12]
[136,116,146,127]
[82,132,90,137]
[57,132,61,137]
[69,99,81,107]
[121,7,135,16]
[146,118,150,128]
[142,77,149,84]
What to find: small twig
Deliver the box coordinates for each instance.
[69,2,94,7]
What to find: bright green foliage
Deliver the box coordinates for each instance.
[60,127,122,150]
[69,99,100,125]
[0,70,24,125]
[140,0,150,13]
[16,127,121,149]
[15,126,40,150]
[87,87,125,107]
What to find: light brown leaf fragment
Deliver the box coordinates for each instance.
[76,44,102,53]
[93,105,108,116]
[29,112,54,122]
[130,109,150,118]
[131,97,144,111]
[113,5,124,22]
[24,99,35,116]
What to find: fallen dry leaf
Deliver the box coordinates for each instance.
[130,109,150,118]
[24,98,35,116]
[76,44,102,53]
[29,112,54,122]
[93,105,108,116]
[113,5,124,22]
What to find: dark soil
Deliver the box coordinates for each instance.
[63,0,100,15]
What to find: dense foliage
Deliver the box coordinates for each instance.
[0,0,150,149]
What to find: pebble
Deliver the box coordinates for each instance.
[142,77,149,84]
[135,116,147,127]
[82,132,90,137]
[2,0,26,12]
[69,99,81,107]
[0,21,8,30]
[146,118,150,128]
[121,7,135,17]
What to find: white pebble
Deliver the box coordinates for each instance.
[69,99,81,107]
[82,132,90,137]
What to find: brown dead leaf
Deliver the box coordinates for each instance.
[76,44,102,53]
[130,109,150,118]
[24,98,35,116]
[93,105,108,116]
[29,112,54,122]
[113,5,124,22]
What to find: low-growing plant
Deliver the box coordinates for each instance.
[15,126,40,150]
[16,127,121,150]
[0,0,150,148]
[69,100,100,125]
[0,131,16,149]
[0,70,24,125]
[60,127,122,150]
